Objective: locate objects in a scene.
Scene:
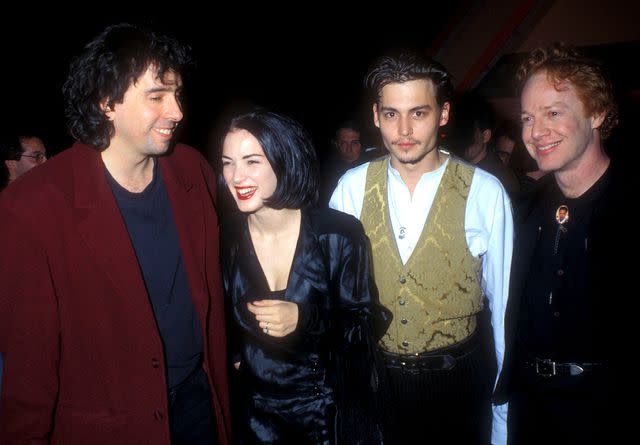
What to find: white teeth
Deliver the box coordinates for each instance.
[156,128,173,135]
[538,141,560,151]
[238,187,257,196]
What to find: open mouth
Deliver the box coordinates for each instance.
[536,141,561,155]
[154,127,175,137]
[235,186,257,200]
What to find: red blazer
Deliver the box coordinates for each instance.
[0,142,231,444]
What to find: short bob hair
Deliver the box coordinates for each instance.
[517,43,618,139]
[223,109,319,210]
[63,23,191,150]
[364,50,453,108]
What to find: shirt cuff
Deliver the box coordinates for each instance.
[491,402,508,445]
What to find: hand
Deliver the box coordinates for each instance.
[248,299,299,337]
[233,361,241,370]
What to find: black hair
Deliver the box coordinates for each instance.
[223,109,319,210]
[63,23,191,149]
[364,50,453,108]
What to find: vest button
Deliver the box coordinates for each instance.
[554,311,560,317]
[399,298,406,305]
[399,276,406,284]
[557,269,564,276]
[402,340,409,347]
[401,318,408,324]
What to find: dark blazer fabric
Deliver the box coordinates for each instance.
[222,208,391,444]
[0,142,231,445]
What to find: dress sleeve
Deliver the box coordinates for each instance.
[332,224,391,348]
[329,222,390,444]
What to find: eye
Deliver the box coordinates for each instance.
[247,159,260,165]
[414,110,425,118]
[549,110,560,118]
[384,111,396,119]
[521,115,532,125]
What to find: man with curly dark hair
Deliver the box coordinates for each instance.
[0,24,230,445]
[496,43,629,444]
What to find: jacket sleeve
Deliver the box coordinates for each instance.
[331,227,391,348]
[0,204,60,444]
[329,224,390,444]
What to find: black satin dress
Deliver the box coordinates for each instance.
[222,208,391,445]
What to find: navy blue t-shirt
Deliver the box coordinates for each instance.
[107,160,203,388]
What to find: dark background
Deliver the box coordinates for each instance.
[1,6,462,161]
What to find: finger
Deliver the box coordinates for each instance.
[247,303,277,316]
[251,299,286,306]
[258,321,282,330]
[254,314,280,324]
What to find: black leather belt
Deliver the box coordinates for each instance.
[525,358,602,377]
[382,350,456,371]
[381,333,479,372]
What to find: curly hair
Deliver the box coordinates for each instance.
[517,43,618,139]
[62,23,192,150]
[364,51,453,108]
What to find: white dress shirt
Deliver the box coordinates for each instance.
[329,155,512,445]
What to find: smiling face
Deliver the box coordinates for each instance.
[373,79,449,173]
[105,65,183,159]
[222,129,278,214]
[520,71,604,174]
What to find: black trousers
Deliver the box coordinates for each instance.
[380,335,494,445]
[508,370,611,445]
[169,366,218,445]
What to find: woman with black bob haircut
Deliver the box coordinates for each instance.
[220,109,391,444]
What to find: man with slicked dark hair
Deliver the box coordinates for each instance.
[331,50,512,445]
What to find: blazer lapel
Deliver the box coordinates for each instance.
[285,210,327,304]
[159,155,208,315]
[71,143,154,325]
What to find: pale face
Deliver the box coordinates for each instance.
[520,72,604,173]
[5,136,47,181]
[105,66,183,159]
[373,79,449,172]
[336,128,362,163]
[496,136,515,165]
[463,126,488,164]
[222,129,278,215]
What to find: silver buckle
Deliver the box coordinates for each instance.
[536,359,556,377]
[568,364,584,376]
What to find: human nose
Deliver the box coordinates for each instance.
[398,115,412,136]
[230,163,248,184]
[166,95,184,122]
[531,117,549,141]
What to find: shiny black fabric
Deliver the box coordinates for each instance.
[222,208,391,444]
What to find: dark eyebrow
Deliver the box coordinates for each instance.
[379,104,432,112]
[145,86,178,94]
[411,104,432,112]
[221,153,265,160]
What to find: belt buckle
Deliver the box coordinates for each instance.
[569,364,584,376]
[535,358,556,377]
